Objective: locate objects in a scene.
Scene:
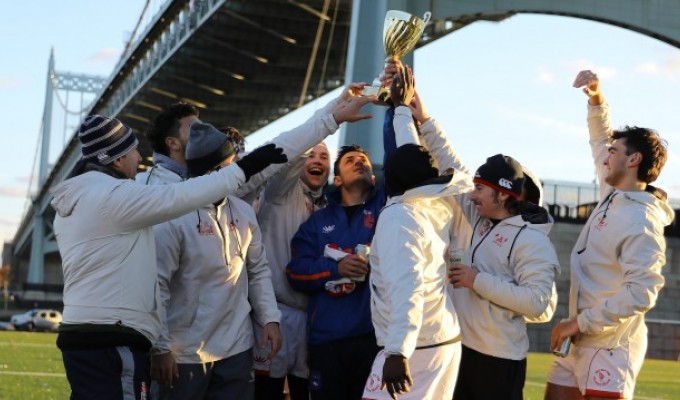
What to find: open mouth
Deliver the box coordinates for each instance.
[308,167,324,176]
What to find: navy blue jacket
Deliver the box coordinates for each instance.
[286,188,386,345]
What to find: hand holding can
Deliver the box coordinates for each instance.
[353,244,370,282]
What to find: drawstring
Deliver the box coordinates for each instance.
[507,225,527,263]
[576,191,617,254]
[195,199,244,266]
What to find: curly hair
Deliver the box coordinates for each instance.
[611,126,667,183]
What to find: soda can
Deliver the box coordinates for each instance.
[355,244,370,258]
[552,336,572,358]
[449,248,465,265]
[354,244,370,282]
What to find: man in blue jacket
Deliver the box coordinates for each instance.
[286,143,383,400]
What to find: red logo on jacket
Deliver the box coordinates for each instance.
[363,210,375,229]
[493,233,508,247]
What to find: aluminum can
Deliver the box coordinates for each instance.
[354,244,370,282]
[449,248,465,265]
[552,336,572,357]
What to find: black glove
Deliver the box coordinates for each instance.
[236,143,287,181]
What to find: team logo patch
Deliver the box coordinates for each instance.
[498,178,513,189]
[322,225,335,234]
[363,210,375,229]
[493,233,508,247]
[365,372,382,392]
[595,216,608,231]
[593,368,612,386]
[197,221,215,235]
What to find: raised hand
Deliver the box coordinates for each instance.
[390,65,415,107]
[235,143,288,180]
[339,82,370,102]
[332,95,374,124]
[409,91,430,124]
[572,70,603,105]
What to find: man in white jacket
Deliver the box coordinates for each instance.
[360,66,474,400]
[151,121,283,399]
[544,71,675,400]
[52,115,287,400]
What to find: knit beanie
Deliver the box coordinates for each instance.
[185,121,237,176]
[474,154,525,199]
[78,115,138,164]
[385,144,440,197]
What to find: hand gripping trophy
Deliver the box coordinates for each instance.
[362,9,431,101]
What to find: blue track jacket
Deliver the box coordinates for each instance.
[287,188,386,345]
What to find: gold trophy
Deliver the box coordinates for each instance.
[362,9,431,100]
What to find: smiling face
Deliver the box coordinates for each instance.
[603,138,635,188]
[300,143,331,190]
[468,183,509,220]
[333,150,374,190]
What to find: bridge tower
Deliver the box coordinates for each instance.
[25,51,106,291]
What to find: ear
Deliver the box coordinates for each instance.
[371,175,376,185]
[165,136,181,152]
[333,175,342,187]
[628,152,642,168]
[110,157,124,171]
[497,191,510,203]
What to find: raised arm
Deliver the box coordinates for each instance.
[573,70,612,199]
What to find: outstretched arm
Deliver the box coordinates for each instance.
[573,70,612,199]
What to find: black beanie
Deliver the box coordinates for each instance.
[185,121,237,177]
[473,154,525,199]
[385,144,440,197]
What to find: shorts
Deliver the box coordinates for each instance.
[546,340,647,399]
[361,342,461,400]
[252,303,308,379]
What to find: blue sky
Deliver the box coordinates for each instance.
[1,2,679,249]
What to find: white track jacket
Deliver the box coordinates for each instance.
[570,103,675,348]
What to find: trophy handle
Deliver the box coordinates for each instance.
[422,11,432,28]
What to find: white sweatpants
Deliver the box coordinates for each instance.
[361,342,461,400]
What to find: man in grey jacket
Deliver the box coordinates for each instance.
[151,121,283,399]
[544,71,675,400]
[51,114,287,400]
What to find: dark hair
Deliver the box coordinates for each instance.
[333,145,370,176]
[146,102,199,155]
[611,126,667,183]
[218,126,245,153]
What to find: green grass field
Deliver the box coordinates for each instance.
[0,331,678,399]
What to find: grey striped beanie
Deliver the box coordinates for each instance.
[78,115,138,164]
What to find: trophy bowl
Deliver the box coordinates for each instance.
[362,9,431,100]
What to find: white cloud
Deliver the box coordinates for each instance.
[86,47,119,65]
[0,186,26,198]
[0,77,19,88]
[535,68,554,84]
[634,58,680,81]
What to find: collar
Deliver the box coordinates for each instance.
[152,152,188,178]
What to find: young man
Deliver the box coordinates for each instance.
[138,102,199,184]
[384,75,559,399]
[544,71,674,400]
[286,143,383,400]
[151,121,282,399]
[51,115,286,399]
[360,66,473,400]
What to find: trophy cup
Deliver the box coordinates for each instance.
[362,9,431,100]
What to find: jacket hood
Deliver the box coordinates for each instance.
[503,202,553,235]
[152,152,188,178]
[51,177,82,218]
[619,186,675,227]
[521,165,543,206]
[385,170,473,206]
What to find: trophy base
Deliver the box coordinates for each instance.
[361,85,391,105]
